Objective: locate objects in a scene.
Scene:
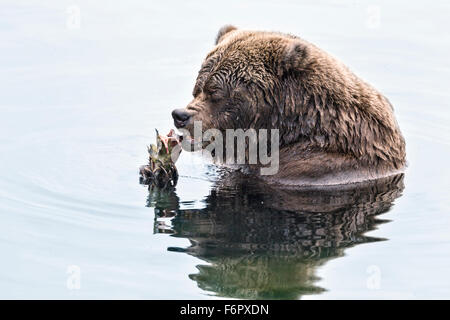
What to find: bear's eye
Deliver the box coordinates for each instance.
[205,87,223,102]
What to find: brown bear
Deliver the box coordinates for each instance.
[172,25,406,186]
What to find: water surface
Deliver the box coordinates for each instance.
[1,0,450,299]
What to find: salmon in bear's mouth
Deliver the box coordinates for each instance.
[173,128,198,148]
[161,129,181,152]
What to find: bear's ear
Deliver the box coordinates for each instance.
[215,25,237,45]
[278,40,310,76]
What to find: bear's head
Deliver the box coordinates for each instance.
[172,25,303,143]
[172,25,406,172]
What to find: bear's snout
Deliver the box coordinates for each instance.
[172,108,191,128]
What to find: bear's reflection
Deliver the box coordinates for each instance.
[146,173,404,299]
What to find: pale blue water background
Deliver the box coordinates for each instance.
[1,0,450,299]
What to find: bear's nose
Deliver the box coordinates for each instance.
[172,108,191,128]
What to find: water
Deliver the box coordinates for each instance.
[1,0,450,299]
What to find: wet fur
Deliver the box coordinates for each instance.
[180,26,406,185]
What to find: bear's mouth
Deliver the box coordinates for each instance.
[158,129,183,151]
[174,128,199,151]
